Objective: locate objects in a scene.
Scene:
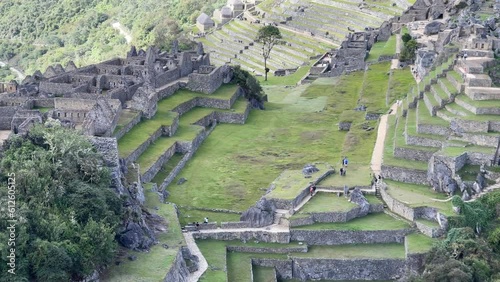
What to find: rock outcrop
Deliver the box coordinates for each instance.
[240,197,276,227]
[349,187,370,216]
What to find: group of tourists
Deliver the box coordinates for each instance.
[191,217,209,231]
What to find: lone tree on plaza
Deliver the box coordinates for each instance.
[256,25,282,81]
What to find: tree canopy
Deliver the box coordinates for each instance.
[255,25,282,81]
[0,121,122,281]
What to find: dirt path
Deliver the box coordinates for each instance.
[0,61,26,80]
[370,102,399,175]
[111,22,132,44]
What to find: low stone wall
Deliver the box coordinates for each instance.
[406,252,426,276]
[381,165,429,185]
[124,126,164,165]
[141,142,177,183]
[33,98,55,108]
[192,230,291,243]
[394,146,436,162]
[290,204,384,227]
[290,229,412,245]
[380,185,416,221]
[406,134,443,148]
[417,123,449,136]
[157,81,184,100]
[184,222,218,231]
[452,132,498,147]
[489,121,500,132]
[415,220,445,238]
[220,221,250,229]
[227,245,307,254]
[159,123,217,192]
[114,111,141,140]
[163,248,190,282]
[451,119,489,133]
[291,258,406,281]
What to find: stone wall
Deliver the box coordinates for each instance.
[123,126,164,165]
[33,99,55,108]
[290,204,384,227]
[417,123,449,136]
[452,132,499,147]
[290,229,412,245]
[468,152,494,165]
[163,248,190,282]
[192,230,291,243]
[380,184,417,221]
[291,258,406,281]
[415,220,445,238]
[39,81,76,95]
[381,165,429,185]
[0,107,18,130]
[406,134,442,148]
[220,221,251,229]
[158,123,218,192]
[451,119,489,133]
[186,66,224,94]
[113,111,141,140]
[155,68,181,88]
[141,142,177,183]
[394,147,436,162]
[157,81,184,101]
[227,245,307,254]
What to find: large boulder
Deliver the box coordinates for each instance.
[349,187,370,216]
[117,221,156,250]
[240,198,276,227]
[302,164,319,176]
[424,21,443,35]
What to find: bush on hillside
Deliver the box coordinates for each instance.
[232,66,265,109]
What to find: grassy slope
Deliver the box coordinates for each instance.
[292,212,410,230]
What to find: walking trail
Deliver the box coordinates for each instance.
[371,102,399,175]
[0,61,26,80]
[390,33,402,70]
[111,22,132,44]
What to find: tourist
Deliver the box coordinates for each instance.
[463,52,468,60]
[340,167,344,176]
[195,222,200,231]
[204,217,209,224]
[343,157,348,168]
[312,183,317,194]
[309,184,314,196]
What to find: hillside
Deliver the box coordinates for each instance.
[0,0,226,78]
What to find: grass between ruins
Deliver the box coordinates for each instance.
[292,212,410,230]
[298,192,358,213]
[165,64,413,223]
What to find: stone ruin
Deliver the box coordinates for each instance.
[0,41,233,138]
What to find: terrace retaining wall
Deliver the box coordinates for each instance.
[113,111,141,140]
[163,248,190,282]
[394,147,436,162]
[290,204,384,227]
[192,230,291,243]
[227,245,307,254]
[289,229,413,245]
[381,165,429,185]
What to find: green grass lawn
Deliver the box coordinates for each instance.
[103,189,185,281]
[33,106,53,113]
[177,208,241,227]
[151,152,184,186]
[406,233,436,254]
[387,68,415,105]
[384,180,454,216]
[293,243,406,259]
[253,266,276,282]
[298,192,358,213]
[266,163,333,200]
[366,35,397,62]
[227,252,287,282]
[318,164,372,187]
[292,212,410,231]
[166,66,392,212]
[113,109,140,136]
[258,66,311,86]
[360,62,392,113]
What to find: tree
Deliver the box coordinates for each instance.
[402,33,412,43]
[400,38,418,62]
[255,25,282,81]
[232,65,265,109]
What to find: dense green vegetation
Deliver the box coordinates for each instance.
[410,191,500,282]
[0,0,226,75]
[0,121,122,281]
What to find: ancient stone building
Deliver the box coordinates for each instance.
[196,13,215,32]
[0,42,230,137]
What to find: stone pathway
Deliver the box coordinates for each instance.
[183,232,208,282]
[0,61,25,80]
[370,102,398,175]
[390,34,402,70]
